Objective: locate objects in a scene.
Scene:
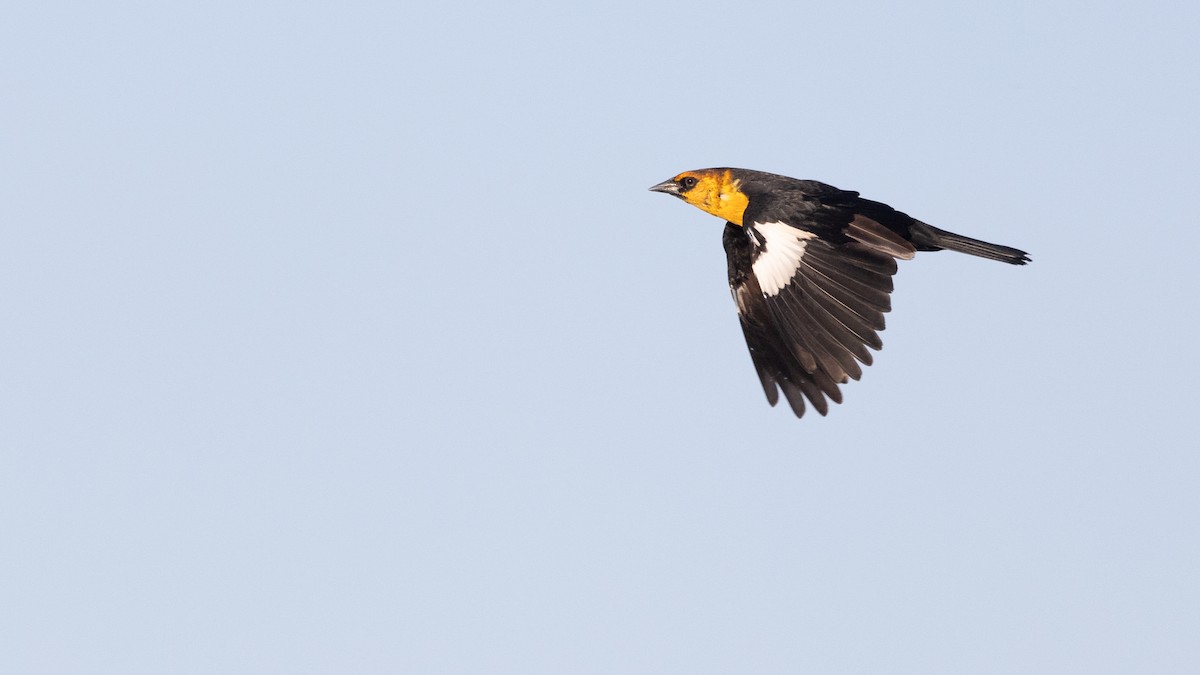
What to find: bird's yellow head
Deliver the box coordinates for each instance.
[649,168,750,226]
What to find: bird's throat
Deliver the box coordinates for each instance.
[683,170,749,225]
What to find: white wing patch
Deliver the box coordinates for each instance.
[750,221,817,296]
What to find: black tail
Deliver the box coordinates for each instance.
[911,222,1030,265]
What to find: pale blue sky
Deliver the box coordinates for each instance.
[3,1,1198,673]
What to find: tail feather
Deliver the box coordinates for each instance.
[911,222,1030,265]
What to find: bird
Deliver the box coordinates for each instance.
[649,167,1029,418]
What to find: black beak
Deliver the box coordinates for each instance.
[648,180,681,196]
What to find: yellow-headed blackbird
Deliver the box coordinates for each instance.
[650,168,1029,418]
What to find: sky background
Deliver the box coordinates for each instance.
[3,1,1199,673]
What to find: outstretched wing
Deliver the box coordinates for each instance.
[722,215,915,417]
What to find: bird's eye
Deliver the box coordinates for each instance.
[680,176,698,190]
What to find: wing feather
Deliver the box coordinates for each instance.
[770,283,861,383]
[845,215,917,260]
[724,220,904,418]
